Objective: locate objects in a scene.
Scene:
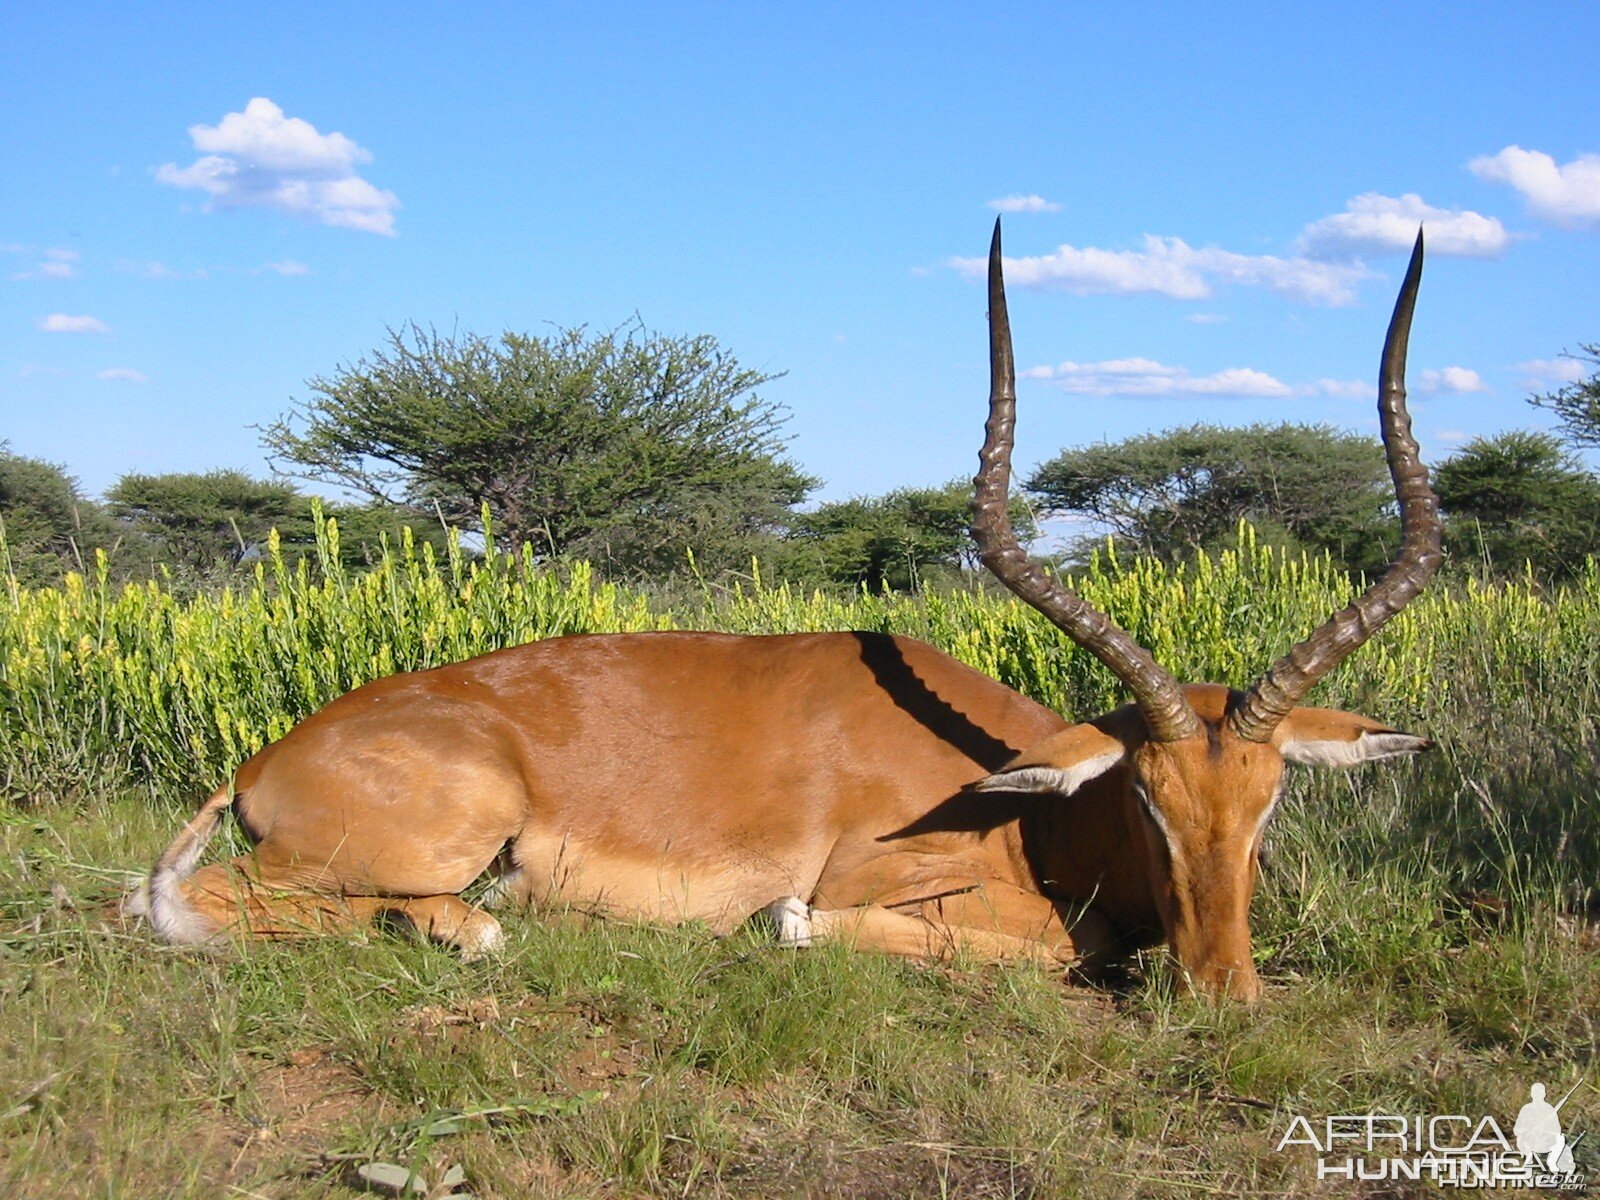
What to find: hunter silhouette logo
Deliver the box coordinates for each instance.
[1515,1082,1584,1177]
[1276,1080,1588,1188]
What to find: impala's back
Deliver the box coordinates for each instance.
[164,630,1064,942]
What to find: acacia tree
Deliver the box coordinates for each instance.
[263,323,816,577]
[0,445,119,585]
[104,470,447,576]
[785,480,1038,592]
[1435,431,1600,580]
[1529,344,1600,448]
[107,469,312,572]
[1026,423,1394,572]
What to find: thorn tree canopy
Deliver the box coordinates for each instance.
[263,323,817,576]
[1025,423,1394,573]
[1529,344,1600,450]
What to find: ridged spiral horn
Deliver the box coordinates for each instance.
[971,219,1202,743]
[1229,230,1442,742]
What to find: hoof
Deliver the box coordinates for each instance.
[457,917,505,962]
[758,895,813,948]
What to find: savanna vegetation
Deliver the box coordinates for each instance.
[8,328,1600,597]
[1,517,1597,1198]
[2,331,1598,1196]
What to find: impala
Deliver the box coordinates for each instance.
[138,222,1441,1000]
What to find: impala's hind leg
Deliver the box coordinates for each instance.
[162,856,360,943]
[343,894,504,959]
[169,858,503,957]
[164,858,273,941]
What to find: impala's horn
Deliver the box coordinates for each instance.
[971,218,1201,743]
[1228,230,1443,743]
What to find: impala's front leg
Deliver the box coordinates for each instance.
[762,881,1115,970]
[910,879,1117,965]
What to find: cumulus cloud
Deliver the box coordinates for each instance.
[117,259,208,279]
[1296,193,1511,259]
[1021,357,1296,398]
[1417,366,1488,395]
[1186,312,1227,325]
[1308,378,1371,400]
[987,194,1062,214]
[11,247,80,281]
[1517,357,1590,390]
[951,236,1369,305]
[1018,362,1409,402]
[157,98,400,235]
[97,367,147,381]
[1469,146,1600,227]
[38,313,108,333]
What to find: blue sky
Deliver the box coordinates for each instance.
[3,3,1597,513]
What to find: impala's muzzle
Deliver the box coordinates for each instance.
[1166,884,1263,1002]
[1149,837,1265,1003]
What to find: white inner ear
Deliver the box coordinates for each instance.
[1281,730,1429,768]
[974,748,1124,797]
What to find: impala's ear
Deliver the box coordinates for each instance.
[1275,706,1432,768]
[974,724,1126,797]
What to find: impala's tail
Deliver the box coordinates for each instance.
[132,786,234,945]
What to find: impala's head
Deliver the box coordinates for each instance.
[975,685,1430,1000]
[971,219,1442,1002]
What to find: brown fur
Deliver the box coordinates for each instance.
[144,630,1427,999]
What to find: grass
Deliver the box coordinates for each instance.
[2,522,1599,1195]
[2,767,1596,1197]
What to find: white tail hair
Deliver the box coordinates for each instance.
[143,786,233,945]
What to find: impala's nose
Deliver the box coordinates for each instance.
[1183,957,1264,1004]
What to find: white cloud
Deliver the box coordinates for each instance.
[1437,429,1469,445]
[1469,146,1600,227]
[1517,357,1590,389]
[1417,366,1488,395]
[38,313,108,333]
[1296,193,1511,259]
[156,97,400,235]
[1308,378,1370,399]
[987,194,1062,214]
[10,247,81,281]
[118,257,306,278]
[12,263,71,281]
[97,367,147,381]
[1020,364,1416,402]
[1186,312,1227,325]
[1023,357,1295,398]
[120,260,209,280]
[951,235,1369,305]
